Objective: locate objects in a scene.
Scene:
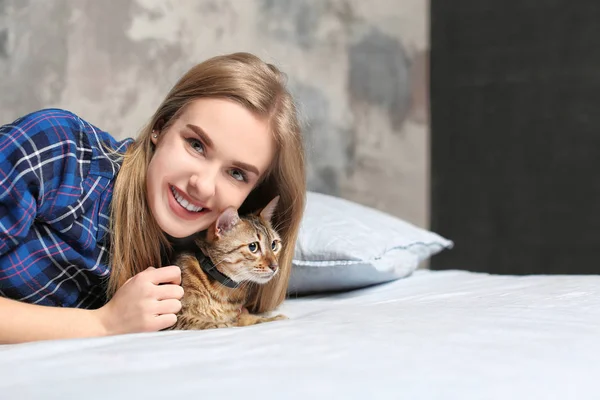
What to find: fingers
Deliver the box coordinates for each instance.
[155,284,184,301]
[155,298,182,315]
[146,265,182,285]
[153,313,178,331]
[130,266,185,332]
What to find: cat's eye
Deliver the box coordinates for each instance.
[271,240,280,251]
[248,242,259,253]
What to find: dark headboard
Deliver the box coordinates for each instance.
[429,0,600,274]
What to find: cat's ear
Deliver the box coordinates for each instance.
[259,196,280,223]
[215,207,240,237]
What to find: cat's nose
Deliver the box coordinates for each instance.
[268,263,278,272]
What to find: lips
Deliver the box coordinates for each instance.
[170,186,204,211]
[168,185,210,219]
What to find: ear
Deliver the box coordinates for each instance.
[151,119,165,143]
[259,196,280,223]
[215,207,240,237]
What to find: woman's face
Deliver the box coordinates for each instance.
[146,98,275,238]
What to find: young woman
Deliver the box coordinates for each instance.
[0,52,306,344]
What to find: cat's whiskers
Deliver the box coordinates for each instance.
[271,215,291,232]
[204,257,243,286]
[210,258,226,270]
[223,268,248,286]
[246,280,260,292]
[173,200,287,331]
[227,271,245,285]
[246,268,275,285]
[200,259,238,283]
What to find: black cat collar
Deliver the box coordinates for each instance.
[194,250,240,289]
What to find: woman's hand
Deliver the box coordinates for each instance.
[97,266,184,335]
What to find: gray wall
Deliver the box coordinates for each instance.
[0,0,429,228]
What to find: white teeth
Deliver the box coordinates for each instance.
[170,186,203,212]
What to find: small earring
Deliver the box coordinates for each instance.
[152,134,158,138]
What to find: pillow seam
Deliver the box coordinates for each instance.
[292,240,451,266]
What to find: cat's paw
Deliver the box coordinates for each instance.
[270,314,288,321]
[256,313,288,324]
[236,313,288,326]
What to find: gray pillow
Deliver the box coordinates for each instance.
[287,192,453,295]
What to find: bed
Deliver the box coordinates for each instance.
[2,192,599,399]
[2,269,600,399]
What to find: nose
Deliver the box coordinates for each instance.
[189,170,216,202]
[268,263,278,272]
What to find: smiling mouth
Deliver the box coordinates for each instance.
[170,185,207,213]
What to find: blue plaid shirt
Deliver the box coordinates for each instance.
[0,109,133,309]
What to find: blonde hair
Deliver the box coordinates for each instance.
[108,52,306,313]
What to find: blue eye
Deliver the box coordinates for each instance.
[271,240,279,251]
[230,169,247,182]
[248,242,259,253]
[187,138,205,154]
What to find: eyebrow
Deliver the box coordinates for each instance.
[233,161,259,176]
[187,124,214,149]
[186,123,260,176]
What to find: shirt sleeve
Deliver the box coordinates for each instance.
[0,109,92,257]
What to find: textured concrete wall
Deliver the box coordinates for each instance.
[0,0,429,227]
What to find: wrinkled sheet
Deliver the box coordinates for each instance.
[1,270,599,400]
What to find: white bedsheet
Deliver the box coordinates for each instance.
[1,270,600,400]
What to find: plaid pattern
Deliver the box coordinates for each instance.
[0,109,133,309]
